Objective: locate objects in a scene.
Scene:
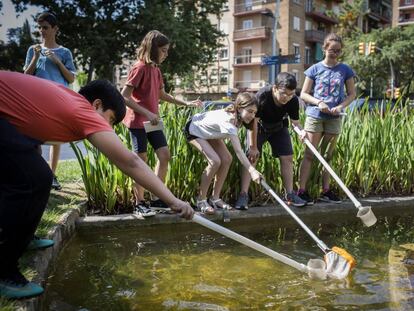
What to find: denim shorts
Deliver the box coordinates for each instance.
[304,116,342,135]
[129,128,167,153]
[257,126,293,157]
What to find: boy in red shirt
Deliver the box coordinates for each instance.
[0,71,194,299]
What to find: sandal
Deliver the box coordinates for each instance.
[196,199,215,215]
[208,198,233,210]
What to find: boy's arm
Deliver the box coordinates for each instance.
[121,85,159,124]
[229,135,261,183]
[159,88,202,107]
[246,118,259,163]
[24,45,40,75]
[87,131,194,219]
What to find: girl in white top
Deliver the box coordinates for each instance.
[184,92,262,214]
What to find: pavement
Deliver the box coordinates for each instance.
[41,142,85,161]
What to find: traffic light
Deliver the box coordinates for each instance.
[394,87,401,98]
[358,42,365,55]
[369,41,376,55]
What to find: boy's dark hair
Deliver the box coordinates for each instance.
[275,72,297,90]
[79,80,126,124]
[136,30,170,64]
[37,12,58,27]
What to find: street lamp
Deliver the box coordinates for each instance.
[261,0,280,85]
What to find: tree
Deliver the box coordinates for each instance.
[11,0,226,83]
[342,25,414,97]
[327,0,364,39]
[0,19,34,71]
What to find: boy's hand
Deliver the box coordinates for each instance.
[247,147,259,163]
[43,49,60,64]
[33,44,42,58]
[170,199,194,219]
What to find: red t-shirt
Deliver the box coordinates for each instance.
[0,71,113,143]
[122,61,164,129]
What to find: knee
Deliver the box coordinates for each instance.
[220,152,233,167]
[304,149,314,162]
[157,149,171,164]
[208,156,221,171]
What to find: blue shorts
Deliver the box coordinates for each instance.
[257,126,293,157]
[129,128,168,153]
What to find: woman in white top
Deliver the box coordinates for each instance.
[184,92,262,214]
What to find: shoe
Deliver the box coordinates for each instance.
[26,236,54,251]
[285,191,307,207]
[235,192,249,210]
[208,198,233,210]
[134,201,156,217]
[149,199,171,212]
[196,199,215,215]
[51,175,62,190]
[320,189,342,203]
[297,190,314,206]
[0,270,44,299]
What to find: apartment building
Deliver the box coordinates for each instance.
[392,0,414,26]
[358,0,392,32]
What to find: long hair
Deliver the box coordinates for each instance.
[225,92,257,130]
[136,30,170,65]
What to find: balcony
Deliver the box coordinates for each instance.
[234,0,270,16]
[305,7,338,24]
[398,17,414,25]
[234,80,266,91]
[233,27,271,42]
[305,30,325,43]
[233,54,264,67]
[399,4,414,10]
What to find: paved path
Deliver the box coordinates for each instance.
[41,142,86,161]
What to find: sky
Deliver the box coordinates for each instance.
[0,0,40,42]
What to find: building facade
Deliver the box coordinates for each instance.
[392,0,414,26]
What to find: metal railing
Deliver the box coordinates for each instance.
[234,53,265,65]
[233,26,270,41]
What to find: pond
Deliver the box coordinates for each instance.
[43,214,414,310]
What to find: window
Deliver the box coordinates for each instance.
[293,44,300,56]
[242,47,252,63]
[305,0,313,12]
[405,0,412,5]
[292,70,299,84]
[243,19,253,29]
[293,16,301,31]
[305,20,312,31]
[294,0,301,4]
[220,68,228,85]
[219,48,228,60]
[245,0,253,10]
[220,22,229,35]
[305,47,311,64]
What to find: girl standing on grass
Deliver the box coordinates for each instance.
[121,30,201,217]
[184,92,262,214]
[298,33,356,205]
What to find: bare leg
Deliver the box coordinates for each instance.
[190,139,221,200]
[208,140,232,199]
[154,146,170,183]
[320,134,338,190]
[49,144,61,174]
[133,152,147,203]
[279,155,294,193]
[299,132,323,190]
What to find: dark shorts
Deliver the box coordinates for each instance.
[183,120,199,142]
[256,126,293,157]
[129,128,168,153]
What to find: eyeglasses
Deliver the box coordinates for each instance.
[277,88,295,100]
[327,48,342,54]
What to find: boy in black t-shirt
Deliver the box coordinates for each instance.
[235,72,307,209]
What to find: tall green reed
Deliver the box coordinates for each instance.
[73,98,413,213]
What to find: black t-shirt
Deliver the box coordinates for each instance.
[255,86,299,129]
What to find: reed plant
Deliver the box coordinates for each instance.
[72,98,413,214]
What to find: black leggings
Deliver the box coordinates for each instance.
[0,119,52,275]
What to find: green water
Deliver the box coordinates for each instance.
[44,215,414,310]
